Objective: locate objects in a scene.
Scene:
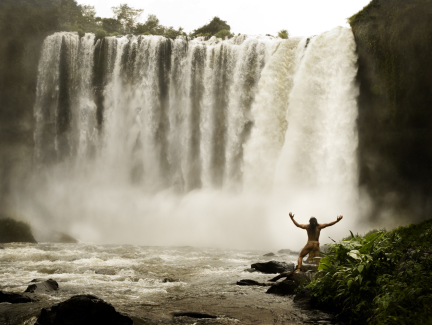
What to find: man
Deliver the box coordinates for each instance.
[289,212,343,272]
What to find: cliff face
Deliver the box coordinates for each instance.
[350,0,432,222]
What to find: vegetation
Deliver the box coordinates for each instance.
[214,29,233,39]
[350,0,432,221]
[191,16,231,37]
[308,219,432,324]
[278,29,289,39]
[0,216,37,243]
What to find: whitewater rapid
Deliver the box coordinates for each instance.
[25,27,360,249]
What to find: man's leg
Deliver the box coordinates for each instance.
[297,244,312,273]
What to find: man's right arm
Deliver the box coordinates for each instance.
[289,212,308,229]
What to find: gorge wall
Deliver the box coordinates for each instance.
[350,0,432,222]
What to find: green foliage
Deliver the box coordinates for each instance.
[192,16,231,37]
[111,3,143,34]
[214,29,232,39]
[95,29,107,40]
[278,29,289,39]
[308,218,432,324]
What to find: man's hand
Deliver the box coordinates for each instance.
[337,215,343,222]
[289,212,295,219]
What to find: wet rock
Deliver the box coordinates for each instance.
[266,279,297,295]
[35,294,133,325]
[162,277,177,283]
[0,217,37,243]
[0,291,38,303]
[237,279,270,286]
[299,264,318,272]
[251,261,295,274]
[243,268,257,273]
[293,288,316,309]
[278,249,299,255]
[263,252,275,256]
[25,279,59,293]
[172,312,217,319]
[266,271,312,296]
[269,270,294,282]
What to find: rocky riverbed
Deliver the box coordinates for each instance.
[0,243,340,324]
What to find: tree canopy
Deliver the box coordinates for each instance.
[192,17,231,37]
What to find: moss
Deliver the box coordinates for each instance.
[0,216,37,243]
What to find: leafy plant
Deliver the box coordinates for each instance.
[308,218,432,324]
[278,29,289,39]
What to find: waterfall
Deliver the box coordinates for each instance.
[29,28,360,249]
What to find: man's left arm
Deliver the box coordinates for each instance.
[319,215,343,229]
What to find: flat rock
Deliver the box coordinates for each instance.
[237,279,270,286]
[25,279,59,293]
[35,294,133,325]
[0,291,38,303]
[251,261,295,274]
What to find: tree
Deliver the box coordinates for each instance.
[278,29,289,39]
[192,16,231,37]
[101,18,122,34]
[214,29,233,39]
[111,3,143,34]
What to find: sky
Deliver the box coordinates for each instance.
[76,0,372,37]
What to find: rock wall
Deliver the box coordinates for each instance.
[351,0,432,222]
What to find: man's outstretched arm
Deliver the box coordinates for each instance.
[319,215,343,229]
[289,212,308,229]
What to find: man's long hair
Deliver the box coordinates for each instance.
[309,217,318,231]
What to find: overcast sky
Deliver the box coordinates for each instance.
[76,0,371,37]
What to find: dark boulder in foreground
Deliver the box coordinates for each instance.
[237,279,270,286]
[35,295,133,325]
[25,279,59,293]
[0,217,37,243]
[172,312,217,319]
[251,261,294,274]
[0,291,38,303]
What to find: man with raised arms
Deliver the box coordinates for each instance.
[289,212,343,273]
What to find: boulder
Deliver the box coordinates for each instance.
[263,252,275,256]
[236,279,270,286]
[266,271,312,296]
[293,288,316,309]
[243,268,257,273]
[299,264,318,272]
[35,295,132,325]
[25,279,59,294]
[172,312,217,319]
[0,291,38,303]
[250,261,295,274]
[0,217,36,243]
[266,279,297,295]
[277,249,299,255]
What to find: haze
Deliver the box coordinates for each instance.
[76,0,372,37]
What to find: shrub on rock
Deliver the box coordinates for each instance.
[0,217,36,243]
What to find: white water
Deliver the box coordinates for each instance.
[24,27,361,250]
